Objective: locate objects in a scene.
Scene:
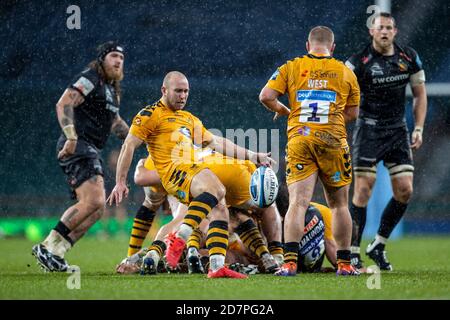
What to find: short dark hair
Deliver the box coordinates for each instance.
[308,26,334,45]
[372,12,396,27]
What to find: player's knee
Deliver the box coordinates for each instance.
[86,194,106,213]
[394,184,413,203]
[353,185,373,205]
[134,174,145,186]
[199,182,226,201]
[210,203,228,221]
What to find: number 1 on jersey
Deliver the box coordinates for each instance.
[307,102,320,122]
[297,90,336,124]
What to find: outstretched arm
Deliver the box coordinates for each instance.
[207,135,276,167]
[107,133,143,206]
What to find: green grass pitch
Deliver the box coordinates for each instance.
[1,236,449,300]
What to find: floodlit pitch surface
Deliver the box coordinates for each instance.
[1,237,449,299]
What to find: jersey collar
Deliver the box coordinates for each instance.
[307,52,332,59]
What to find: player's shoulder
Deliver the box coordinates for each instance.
[70,67,99,96]
[75,67,99,83]
[280,56,305,68]
[140,100,164,116]
[396,43,423,69]
[396,43,420,60]
[345,44,371,67]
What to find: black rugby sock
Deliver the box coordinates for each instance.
[378,198,408,239]
[350,203,367,248]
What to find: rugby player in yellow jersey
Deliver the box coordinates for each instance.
[108,71,274,279]
[117,153,282,275]
[259,26,361,276]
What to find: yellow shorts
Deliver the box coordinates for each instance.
[160,153,256,206]
[204,154,256,207]
[143,156,166,194]
[286,134,352,188]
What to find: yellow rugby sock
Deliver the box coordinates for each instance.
[206,220,228,258]
[234,219,269,258]
[127,206,155,256]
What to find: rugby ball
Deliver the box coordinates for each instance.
[249,166,279,208]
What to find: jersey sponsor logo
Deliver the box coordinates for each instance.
[309,70,337,79]
[105,87,119,113]
[370,63,384,76]
[299,220,325,255]
[73,76,95,96]
[304,215,319,233]
[297,126,311,136]
[296,90,336,102]
[372,73,409,84]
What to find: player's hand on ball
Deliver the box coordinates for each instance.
[107,182,129,206]
[248,151,276,167]
[57,139,77,159]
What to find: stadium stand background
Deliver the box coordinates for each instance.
[1,0,449,236]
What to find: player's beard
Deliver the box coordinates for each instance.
[374,36,393,51]
[104,64,124,81]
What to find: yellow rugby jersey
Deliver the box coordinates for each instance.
[130,100,213,174]
[266,53,360,141]
[310,201,334,241]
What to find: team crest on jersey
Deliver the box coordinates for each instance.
[134,117,141,126]
[270,70,280,80]
[398,60,408,72]
[370,63,384,76]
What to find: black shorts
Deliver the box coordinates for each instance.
[57,137,104,198]
[352,118,413,172]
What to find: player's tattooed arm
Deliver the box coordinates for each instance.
[111,115,130,140]
[56,89,84,159]
[56,89,84,128]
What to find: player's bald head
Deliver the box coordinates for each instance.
[161,71,189,111]
[163,71,188,88]
[308,26,334,46]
